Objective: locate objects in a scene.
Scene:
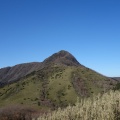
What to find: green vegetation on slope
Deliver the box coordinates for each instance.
[0,64,117,109]
[0,65,78,109]
[0,74,43,108]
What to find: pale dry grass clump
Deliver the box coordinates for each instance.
[34,90,120,120]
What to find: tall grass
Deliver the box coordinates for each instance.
[35,90,120,120]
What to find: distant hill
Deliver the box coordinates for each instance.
[0,50,119,109]
[112,77,120,81]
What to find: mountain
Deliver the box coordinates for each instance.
[0,50,80,86]
[0,50,118,110]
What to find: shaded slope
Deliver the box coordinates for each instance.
[0,62,42,85]
[112,77,120,81]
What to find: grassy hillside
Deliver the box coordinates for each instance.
[0,64,117,109]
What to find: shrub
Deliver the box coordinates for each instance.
[0,105,36,120]
[38,102,41,106]
[114,83,120,90]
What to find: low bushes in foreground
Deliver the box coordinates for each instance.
[35,90,120,120]
[0,105,45,120]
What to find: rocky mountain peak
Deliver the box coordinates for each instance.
[43,50,80,66]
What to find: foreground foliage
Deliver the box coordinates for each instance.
[35,90,120,120]
[0,105,49,120]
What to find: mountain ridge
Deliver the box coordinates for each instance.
[0,50,119,86]
[0,50,81,85]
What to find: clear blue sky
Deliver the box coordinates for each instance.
[0,0,120,77]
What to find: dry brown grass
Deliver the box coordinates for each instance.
[35,90,120,120]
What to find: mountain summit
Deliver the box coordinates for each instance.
[0,50,80,85]
[43,50,80,66]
